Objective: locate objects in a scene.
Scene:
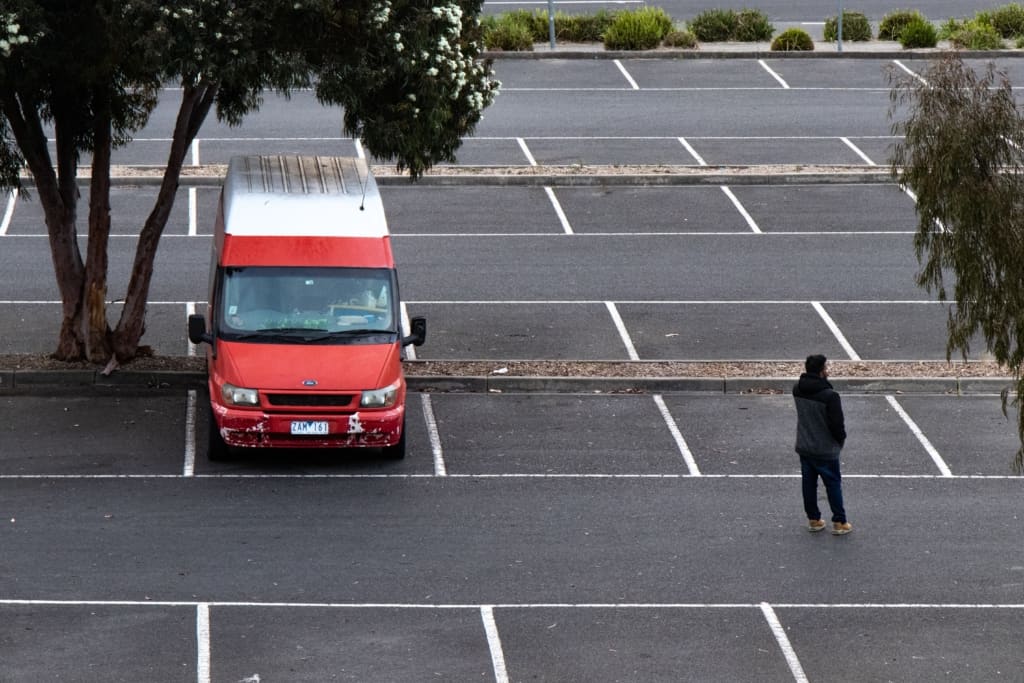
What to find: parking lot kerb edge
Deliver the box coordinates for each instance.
[0,368,1013,396]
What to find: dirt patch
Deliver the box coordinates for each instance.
[87,163,886,181]
[0,354,1011,379]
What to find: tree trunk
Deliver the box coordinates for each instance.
[2,93,86,359]
[50,118,88,360]
[112,82,219,361]
[84,94,113,363]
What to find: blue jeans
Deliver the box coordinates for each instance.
[800,456,847,524]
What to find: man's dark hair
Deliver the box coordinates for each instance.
[805,354,827,374]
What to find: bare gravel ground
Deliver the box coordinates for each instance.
[0,354,1012,379]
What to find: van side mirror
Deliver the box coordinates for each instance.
[188,313,213,346]
[401,316,426,347]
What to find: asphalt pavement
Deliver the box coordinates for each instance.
[2,48,1023,683]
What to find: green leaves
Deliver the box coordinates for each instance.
[890,55,1024,471]
[312,0,499,178]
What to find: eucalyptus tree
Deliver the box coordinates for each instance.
[0,0,497,366]
[889,54,1024,471]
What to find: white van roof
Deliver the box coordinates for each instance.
[222,155,388,238]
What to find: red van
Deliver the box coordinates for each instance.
[188,155,425,460]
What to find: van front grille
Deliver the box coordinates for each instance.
[266,393,356,407]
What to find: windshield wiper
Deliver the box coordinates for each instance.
[300,329,394,342]
[258,327,329,334]
[328,328,390,336]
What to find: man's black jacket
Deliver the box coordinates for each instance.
[793,373,846,460]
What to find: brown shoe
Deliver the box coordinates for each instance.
[832,522,852,535]
[808,519,826,532]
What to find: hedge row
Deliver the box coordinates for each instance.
[483,4,1024,51]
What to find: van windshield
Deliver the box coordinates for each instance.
[217,266,397,342]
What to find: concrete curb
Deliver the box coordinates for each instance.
[483,48,1021,61]
[372,171,896,187]
[65,168,896,188]
[0,370,1012,396]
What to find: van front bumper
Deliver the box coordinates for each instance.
[213,404,405,449]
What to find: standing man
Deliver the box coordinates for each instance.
[793,354,852,535]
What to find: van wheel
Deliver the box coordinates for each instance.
[207,406,231,461]
[382,420,407,460]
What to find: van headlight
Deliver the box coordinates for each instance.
[221,383,260,406]
[360,382,399,408]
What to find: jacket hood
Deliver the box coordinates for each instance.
[795,372,833,397]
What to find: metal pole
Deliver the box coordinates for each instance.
[837,0,843,52]
[548,0,556,49]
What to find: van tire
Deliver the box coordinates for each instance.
[382,419,407,460]
[207,406,231,461]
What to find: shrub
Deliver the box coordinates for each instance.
[824,11,873,41]
[689,8,737,42]
[734,8,775,41]
[949,20,1004,48]
[663,29,698,48]
[899,16,938,47]
[689,8,773,42]
[770,27,814,51]
[937,17,961,39]
[603,7,674,50]
[484,9,622,45]
[558,10,618,42]
[879,9,927,40]
[484,16,535,51]
[990,3,1024,37]
[501,9,548,41]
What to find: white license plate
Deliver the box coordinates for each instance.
[291,421,330,435]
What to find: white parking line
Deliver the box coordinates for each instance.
[0,473,1020,480]
[401,302,416,360]
[191,139,200,166]
[720,186,761,233]
[5,230,921,238]
[758,60,790,89]
[188,188,198,236]
[840,137,877,165]
[613,59,640,90]
[395,231,915,238]
[605,302,639,360]
[653,395,701,476]
[196,603,211,683]
[1,189,17,235]
[187,188,198,236]
[5,598,1020,609]
[544,186,574,234]
[811,301,861,361]
[886,395,954,477]
[186,302,198,356]
[481,606,509,683]
[488,0,642,4]
[48,134,907,143]
[492,86,889,93]
[901,187,946,233]
[760,603,809,683]
[184,390,197,477]
[516,138,538,166]
[422,393,447,477]
[354,139,366,160]
[0,298,945,306]
[893,59,928,85]
[677,137,708,166]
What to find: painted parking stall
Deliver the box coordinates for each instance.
[3,55,1024,680]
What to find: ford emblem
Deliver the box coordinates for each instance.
[302,379,318,386]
